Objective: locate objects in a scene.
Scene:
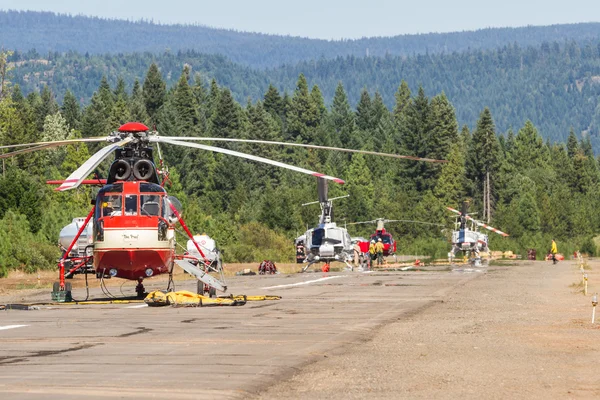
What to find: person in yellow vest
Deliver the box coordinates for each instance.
[375,238,385,266]
[369,240,376,268]
[551,239,558,264]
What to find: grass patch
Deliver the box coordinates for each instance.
[15,282,51,290]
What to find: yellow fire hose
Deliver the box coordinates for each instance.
[1,292,280,308]
[144,290,281,307]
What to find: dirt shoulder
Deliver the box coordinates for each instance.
[256,260,600,399]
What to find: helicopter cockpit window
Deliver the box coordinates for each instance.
[141,195,161,216]
[101,194,122,217]
[99,183,123,194]
[124,195,138,216]
[312,228,324,246]
[372,235,392,244]
[139,183,166,193]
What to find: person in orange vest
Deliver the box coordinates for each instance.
[375,238,385,266]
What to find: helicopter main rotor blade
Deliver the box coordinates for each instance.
[446,207,462,216]
[154,136,448,163]
[0,143,59,159]
[56,138,133,191]
[154,137,345,184]
[447,207,509,236]
[346,220,377,226]
[380,219,446,227]
[472,220,510,237]
[0,137,106,151]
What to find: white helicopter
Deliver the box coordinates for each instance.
[447,201,509,266]
[297,178,354,272]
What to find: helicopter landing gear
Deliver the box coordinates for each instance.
[196,281,217,297]
[301,261,317,273]
[135,278,146,299]
[343,261,353,272]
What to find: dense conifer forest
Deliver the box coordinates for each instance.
[2,10,600,68]
[1,60,599,276]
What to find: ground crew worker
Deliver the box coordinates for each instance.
[353,242,361,267]
[369,240,376,268]
[551,239,558,264]
[375,238,385,266]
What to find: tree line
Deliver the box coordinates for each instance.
[8,39,600,153]
[0,63,598,277]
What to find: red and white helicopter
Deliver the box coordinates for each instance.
[1,122,444,300]
[349,218,445,263]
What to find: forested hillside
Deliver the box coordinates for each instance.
[7,40,600,151]
[2,10,600,68]
[0,64,599,276]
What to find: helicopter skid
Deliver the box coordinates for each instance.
[94,248,174,280]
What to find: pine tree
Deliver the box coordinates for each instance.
[468,107,501,221]
[330,82,355,147]
[393,80,412,127]
[567,128,579,158]
[35,85,58,132]
[286,74,319,143]
[343,154,374,222]
[211,88,241,139]
[208,79,220,114]
[429,93,459,160]
[129,80,149,124]
[263,84,284,120]
[355,88,372,132]
[513,120,546,171]
[110,90,131,128]
[310,84,327,123]
[61,90,81,131]
[114,77,129,103]
[173,67,199,133]
[399,86,435,191]
[434,142,466,207]
[82,89,112,138]
[142,63,166,123]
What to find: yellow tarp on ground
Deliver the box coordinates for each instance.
[144,290,281,307]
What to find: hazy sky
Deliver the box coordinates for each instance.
[2,0,599,39]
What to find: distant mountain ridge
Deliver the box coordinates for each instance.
[2,10,600,68]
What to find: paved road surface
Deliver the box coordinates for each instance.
[0,267,477,399]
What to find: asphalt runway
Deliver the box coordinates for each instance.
[0,267,479,399]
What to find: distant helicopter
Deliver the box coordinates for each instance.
[348,218,445,262]
[447,201,509,266]
[297,178,354,272]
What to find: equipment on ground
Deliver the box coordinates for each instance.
[58,217,94,277]
[184,234,224,296]
[446,201,509,266]
[258,260,277,274]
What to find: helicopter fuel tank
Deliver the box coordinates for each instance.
[59,218,94,257]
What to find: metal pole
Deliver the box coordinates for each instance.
[486,171,490,223]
